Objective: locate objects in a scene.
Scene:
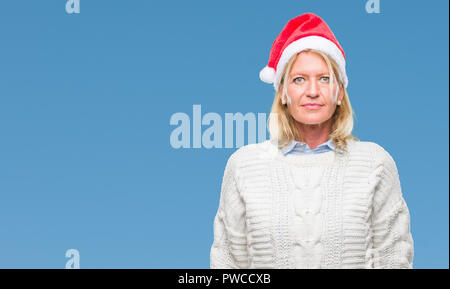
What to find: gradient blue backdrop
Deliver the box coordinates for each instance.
[0,0,448,268]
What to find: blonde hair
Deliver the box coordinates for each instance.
[267,49,358,154]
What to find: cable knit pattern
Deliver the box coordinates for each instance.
[290,156,331,268]
[210,139,414,269]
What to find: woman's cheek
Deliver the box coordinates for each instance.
[288,87,303,102]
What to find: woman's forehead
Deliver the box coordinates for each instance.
[290,52,330,75]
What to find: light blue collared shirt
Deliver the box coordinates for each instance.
[280,138,343,155]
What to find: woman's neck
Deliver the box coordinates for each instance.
[294,119,332,150]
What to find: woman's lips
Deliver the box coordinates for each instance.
[302,104,323,109]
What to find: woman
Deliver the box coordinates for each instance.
[210,12,414,269]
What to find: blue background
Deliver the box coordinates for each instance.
[0,0,448,268]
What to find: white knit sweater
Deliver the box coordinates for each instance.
[210,139,414,269]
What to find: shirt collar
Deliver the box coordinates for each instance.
[280,138,341,155]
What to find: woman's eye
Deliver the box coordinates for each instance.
[293,77,304,83]
[320,76,330,82]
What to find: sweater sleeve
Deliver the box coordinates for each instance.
[210,153,249,269]
[370,146,414,269]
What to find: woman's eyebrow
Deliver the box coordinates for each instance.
[289,71,330,76]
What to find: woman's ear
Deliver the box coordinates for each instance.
[338,85,344,102]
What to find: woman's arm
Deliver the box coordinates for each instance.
[370,146,414,269]
[210,153,249,269]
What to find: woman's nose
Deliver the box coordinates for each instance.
[306,79,319,97]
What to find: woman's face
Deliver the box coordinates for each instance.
[285,51,343,126]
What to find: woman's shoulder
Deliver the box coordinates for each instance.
[220,141,274,183]
[225,140,278,168]
[350,139,398,169]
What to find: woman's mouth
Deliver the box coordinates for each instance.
[302,104,323,109]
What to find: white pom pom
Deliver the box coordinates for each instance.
[259,66,275,84]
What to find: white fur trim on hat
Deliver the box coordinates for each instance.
[259,66,275,84]
[273,35,348,90]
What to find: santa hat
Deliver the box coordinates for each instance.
[259,12,348,91]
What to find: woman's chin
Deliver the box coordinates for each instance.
[293,115,326,124]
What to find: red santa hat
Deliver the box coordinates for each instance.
[259,12,348,91]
